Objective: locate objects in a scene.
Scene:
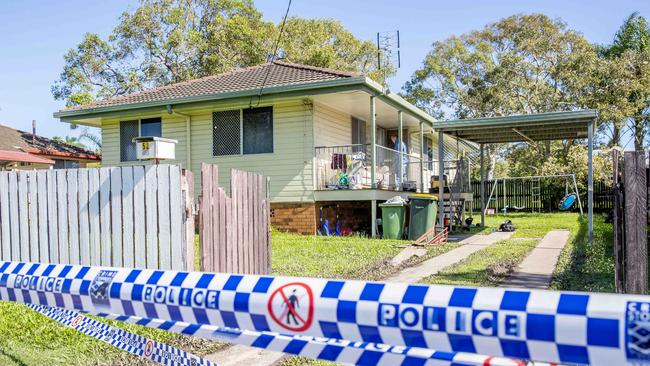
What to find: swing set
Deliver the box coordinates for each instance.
[483,173,583,216]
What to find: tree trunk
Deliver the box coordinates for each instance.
[633,116,645,151]
[486,145,496,179]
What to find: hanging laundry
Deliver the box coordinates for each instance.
[331,153,348,171]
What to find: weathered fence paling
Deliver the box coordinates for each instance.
[199,163,270,275]
[623,151,648,294]
[0,165,194,270]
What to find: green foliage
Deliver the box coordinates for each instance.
[279,18,391,82]
[596,12,650,149]
[52,1,388,108]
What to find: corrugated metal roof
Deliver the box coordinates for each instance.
[434,110,597,144]
[0,150,55,165]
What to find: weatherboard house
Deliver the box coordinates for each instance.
[54,61,470,235]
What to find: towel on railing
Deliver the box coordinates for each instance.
[331,153,347,171]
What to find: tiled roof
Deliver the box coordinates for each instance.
[0,124,100,160]
[62,61,360,112]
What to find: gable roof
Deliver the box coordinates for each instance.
[59,61,360,113]
[0,124,100,160]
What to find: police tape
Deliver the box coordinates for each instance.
[0,260,647,365]
[27,303,214,366]
[95,311,544,366]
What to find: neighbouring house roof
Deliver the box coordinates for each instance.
[0,150,55,165]
[53,61,436,125]
[0,124,100,161]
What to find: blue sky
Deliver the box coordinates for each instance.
[0,0,648,140]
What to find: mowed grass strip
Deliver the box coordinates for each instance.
[550,214,614,292]
[421,212,582,287]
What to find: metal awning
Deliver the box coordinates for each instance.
[433,110,597,144]
[433,109,598,243]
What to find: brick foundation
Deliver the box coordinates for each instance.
[271,203,317,235]
[270,201,373,236]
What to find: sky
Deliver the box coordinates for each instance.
[0,0,649,141]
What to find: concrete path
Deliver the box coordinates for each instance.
[386,231,514,283]
[501,230,570,289]
[205,345,285,366]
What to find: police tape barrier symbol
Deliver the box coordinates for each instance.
[94,309,547,366]
[267,282,314,332]
[3,260,647,365]
[27,303,215,366]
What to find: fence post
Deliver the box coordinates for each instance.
[612,150,624,293]
[182,169,195,271]
[624,151,647,294]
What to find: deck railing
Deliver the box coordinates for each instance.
[314,144,429,191]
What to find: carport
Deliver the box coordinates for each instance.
[434,110,598,242]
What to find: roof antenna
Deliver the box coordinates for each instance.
[376,30,400,90]
[250,0,292,109]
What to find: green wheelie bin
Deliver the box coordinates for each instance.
[407,194,438,240]
[379,202,406,239]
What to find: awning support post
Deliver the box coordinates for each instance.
[587,119,594,244]
[419,122,425,193]
[438,130,445,226]
[398,111,404,191]
[481,144,485,227]
[370,96,376,190]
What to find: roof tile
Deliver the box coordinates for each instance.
[62,61,359,112]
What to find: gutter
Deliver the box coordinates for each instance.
[360,77,436,127]
[167,105,192,170]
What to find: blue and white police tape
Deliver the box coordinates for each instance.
[95,311,543,366]
[27,303,214,366]
[0,260,646,365]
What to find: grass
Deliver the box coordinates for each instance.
[420,212,582,287]
[0,231,457,365]
[550,213,614,292]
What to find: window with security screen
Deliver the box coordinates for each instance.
[213,110,241,156]
[213,107,273,156]
[243,107,273,154]
[120,120,139,162]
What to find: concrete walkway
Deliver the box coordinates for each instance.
[386,231,514,283]
[501,230,570,289]
[205,345,285,366]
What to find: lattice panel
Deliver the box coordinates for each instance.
[213,110,241,156]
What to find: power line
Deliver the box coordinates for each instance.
[251,0,292,108]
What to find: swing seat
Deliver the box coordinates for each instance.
[559,193,577,211]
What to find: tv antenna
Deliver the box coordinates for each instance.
[377,30,400,87]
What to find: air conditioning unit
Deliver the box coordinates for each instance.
[133,136,178,161]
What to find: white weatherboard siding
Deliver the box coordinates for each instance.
[101,98,315,203]
[313,102,352,147]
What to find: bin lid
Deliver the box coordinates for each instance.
[409,193,438,200]
[379,203,406,207]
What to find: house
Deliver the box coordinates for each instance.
[0,123,100,170]
[54,61,474,235]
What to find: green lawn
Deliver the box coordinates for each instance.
[420,212,583,287]
[0,213,612,366]
[0,231,458,365]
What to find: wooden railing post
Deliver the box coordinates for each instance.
[624,151,647,294]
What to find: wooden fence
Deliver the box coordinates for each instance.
[199,163,271,274]
[470,179,613,212]
[0,165,194,270]
[613,150,648,294]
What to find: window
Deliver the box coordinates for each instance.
[120,117,162,162]
[243,107,273,154]
[54,159,80,169]
[213,107,273,156]
[351,117,366,145]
